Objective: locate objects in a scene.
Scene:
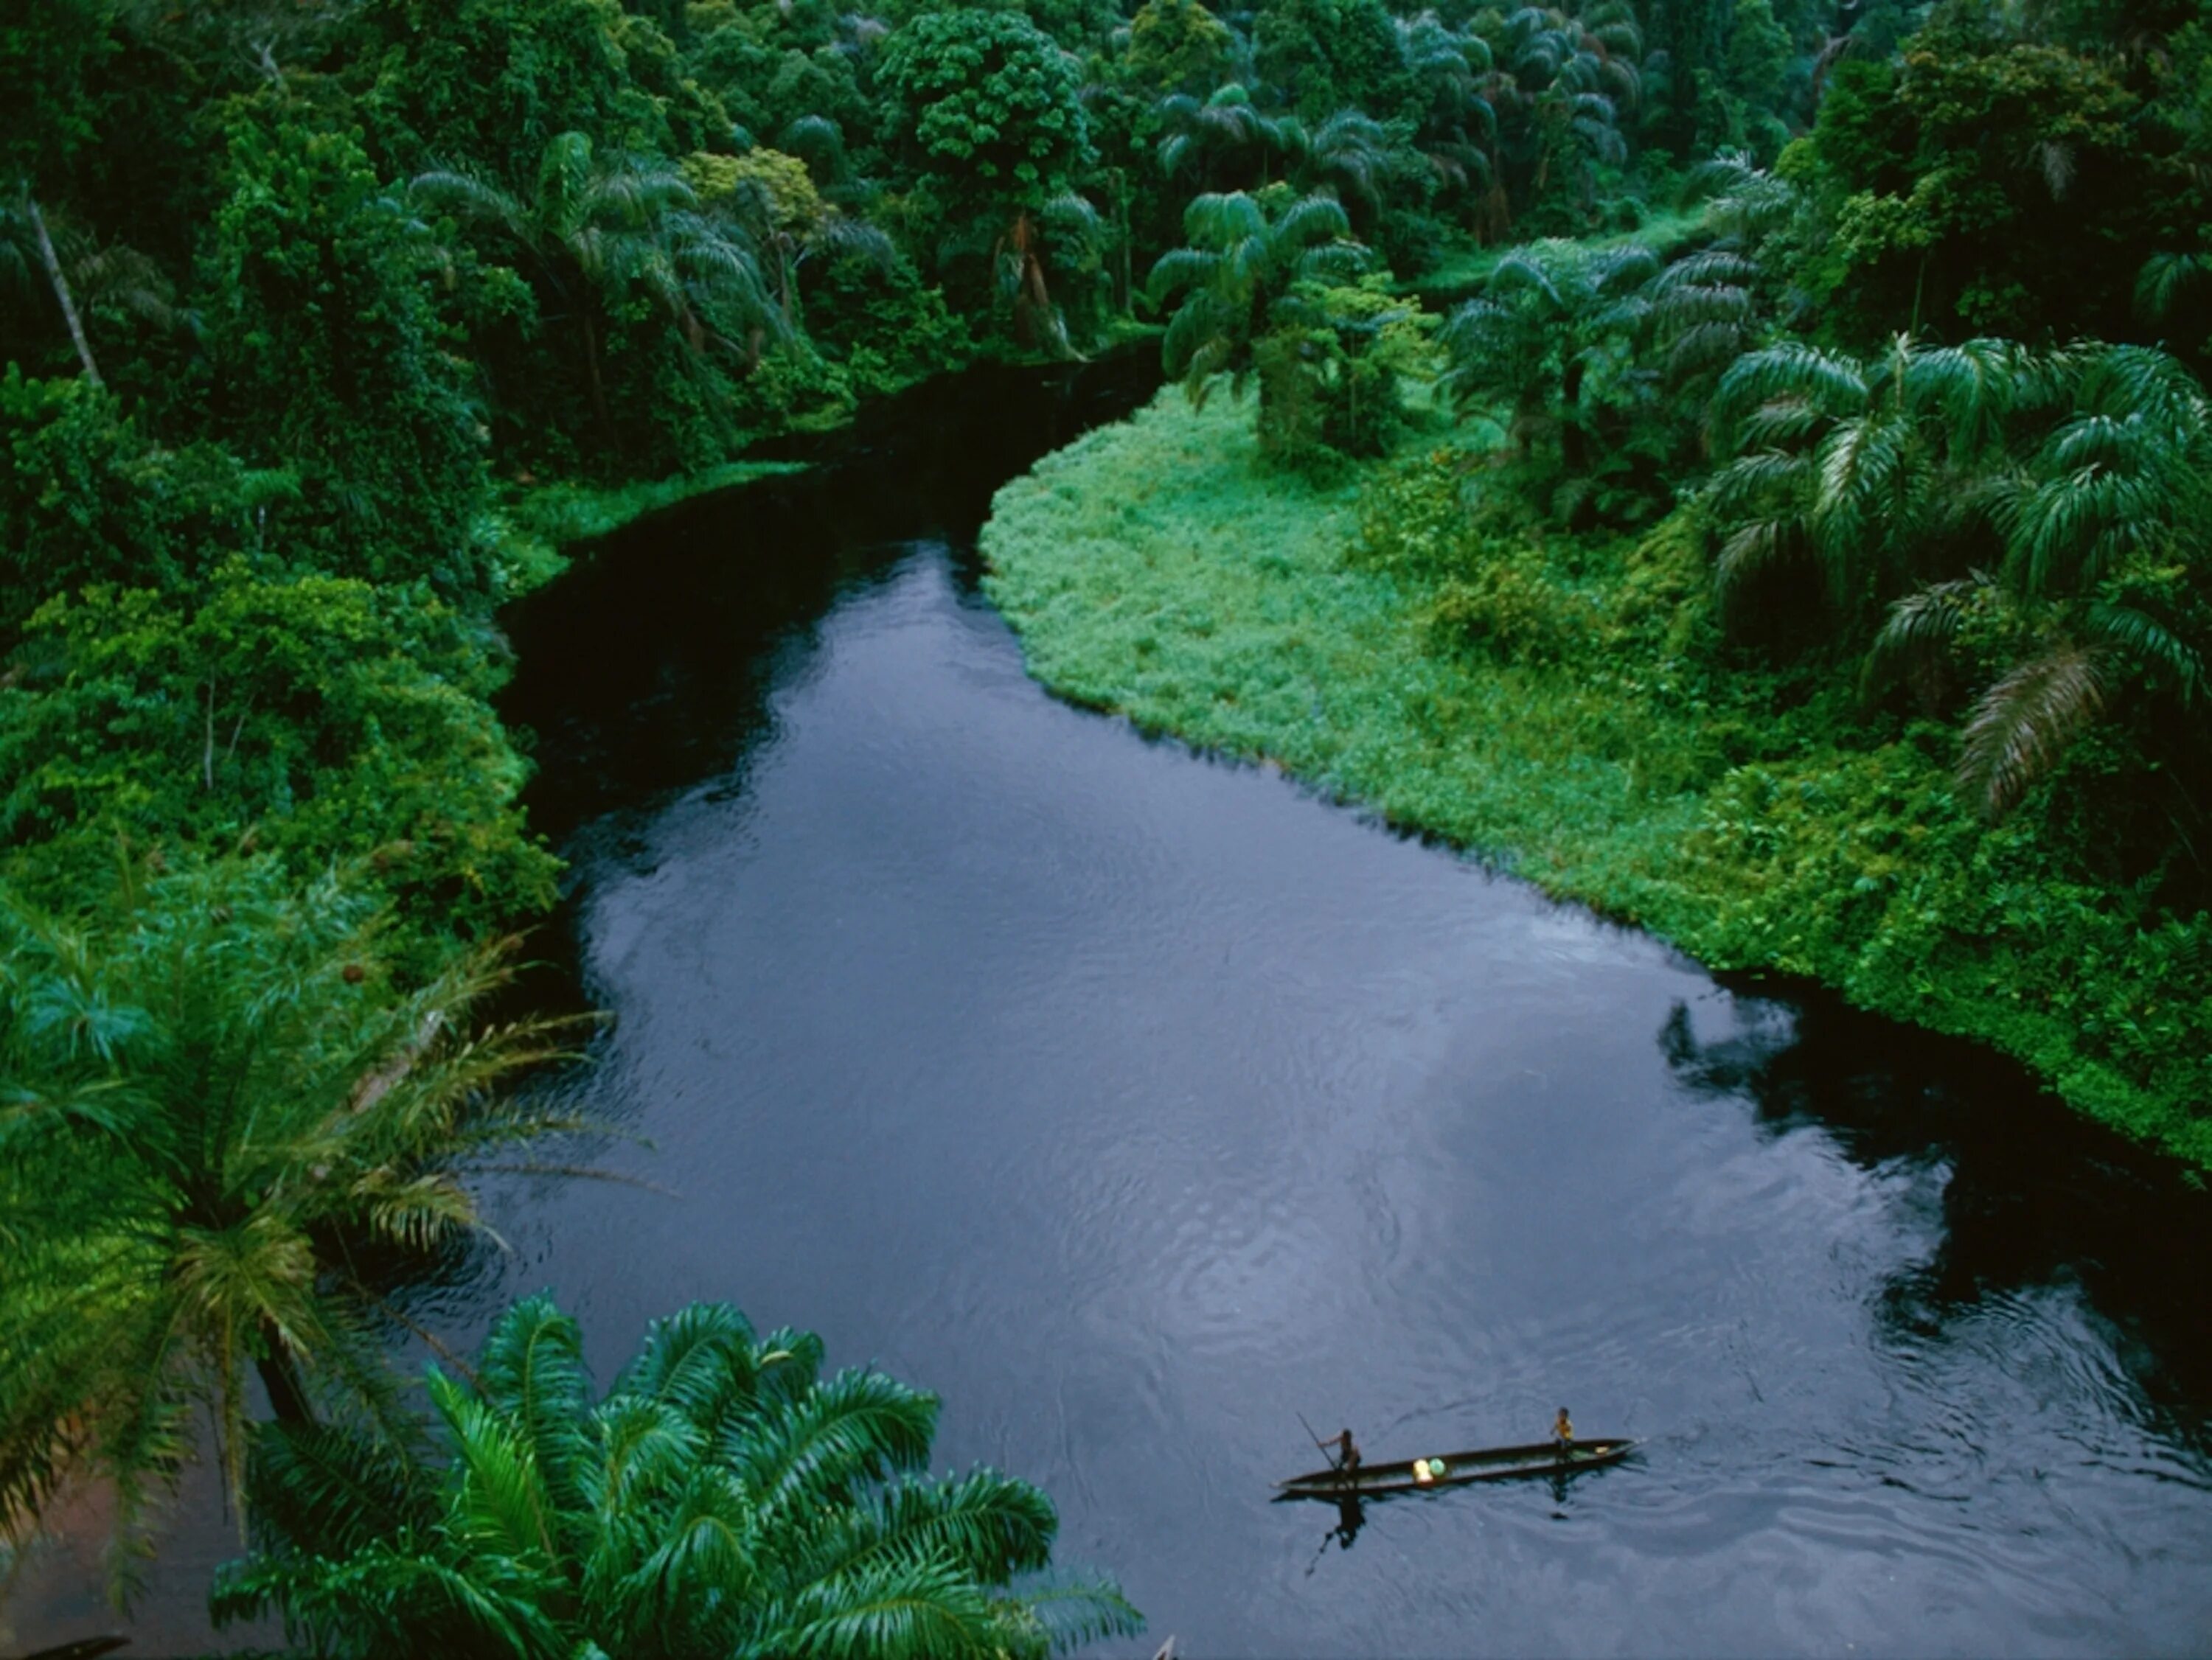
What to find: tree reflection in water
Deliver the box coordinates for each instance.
[1658,986,2212,1441]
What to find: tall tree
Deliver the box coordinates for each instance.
[878,7,1097,334]
[0,860,591,1585]
[1148,188,1365,413]
[412,130,781,455]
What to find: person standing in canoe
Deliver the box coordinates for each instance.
[1554,1406,1574,1457]
[1334,1429,1361,1475]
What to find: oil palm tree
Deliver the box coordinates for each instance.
[1703,332,2038,622]
[1155,83,1301,191]
[1862,344,2211,816]
[1149,189,1365,413]
[411,133,782,443]
[0,859,593,1586]
[211,1292,1143,1659]
[1436,238,1658,467]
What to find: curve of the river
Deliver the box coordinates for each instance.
[487,363,2212,1657]
[10,360,2209,1657]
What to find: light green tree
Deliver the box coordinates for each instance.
[0,860,590,1586]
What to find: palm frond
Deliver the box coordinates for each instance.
[740,1369,939,1522]
[1960,644,2106,819]
[243,1420,429,1558]
[1713,343,1868,438]
[1863,577,1984,697]
[2084,602,2206,702]
[1712,517,1805,606]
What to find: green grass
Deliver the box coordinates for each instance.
[981,391,2212,1170]
[508,458,813,549]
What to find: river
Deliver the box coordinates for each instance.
[10,359,2210,1656]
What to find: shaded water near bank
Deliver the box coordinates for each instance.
[11,358,2210,1656]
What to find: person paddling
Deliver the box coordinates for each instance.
[1333,1428,1361,1476]
[1553,1406,1574,1457]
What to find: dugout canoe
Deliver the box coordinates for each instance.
[1276,1437,1635,1499]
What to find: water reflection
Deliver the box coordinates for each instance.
[1659,995,2212,1439]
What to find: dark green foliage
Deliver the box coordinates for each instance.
[0,372,278,644]
[204,114,494,594]
[1125,0,1237,94]
[212,1291,1143,1659]
[1254,0,1407,119]
[349,0,701,184]
[1787,20,2200,343]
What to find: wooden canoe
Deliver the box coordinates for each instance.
[1276,1437,1635,1499]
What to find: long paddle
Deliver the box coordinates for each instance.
[1295,1409,1354,1490]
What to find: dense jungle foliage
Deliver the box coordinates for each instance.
[5,0,2212,1647]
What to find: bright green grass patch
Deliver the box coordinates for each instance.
[981,391,2212,1169]
[509,458,813,549]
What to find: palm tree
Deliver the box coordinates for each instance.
[1290,110,1395,229]
[0,188,184,386]
[1703,332,2036,622]
[1865,345,2211,816]
[1148,189,1366,413]
[1396,13,1500,237]
[212,1293,1144,1659]
[1711,335,2211,816]
[0,859,594,1583]
[709,154,895,328]
[411,133,782,444]
[1685,148,1803,266]
[1495,2,1641,214]
[998,193,1110,357]
[1155,84,1301,192]
[1,185,103,384]
[1436,238,1658,468]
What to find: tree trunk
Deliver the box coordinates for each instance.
[1560,358,1587,472]
[255,1325,315,1426]
[579,309,619,454]
[21,189,101,388]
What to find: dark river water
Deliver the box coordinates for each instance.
[10,360,2212,1656]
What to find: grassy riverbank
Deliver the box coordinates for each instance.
[981,391,2212,1170]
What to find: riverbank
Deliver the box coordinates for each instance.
[979,391,2212,1170]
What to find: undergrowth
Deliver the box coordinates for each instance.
[981,391,2212,1169]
